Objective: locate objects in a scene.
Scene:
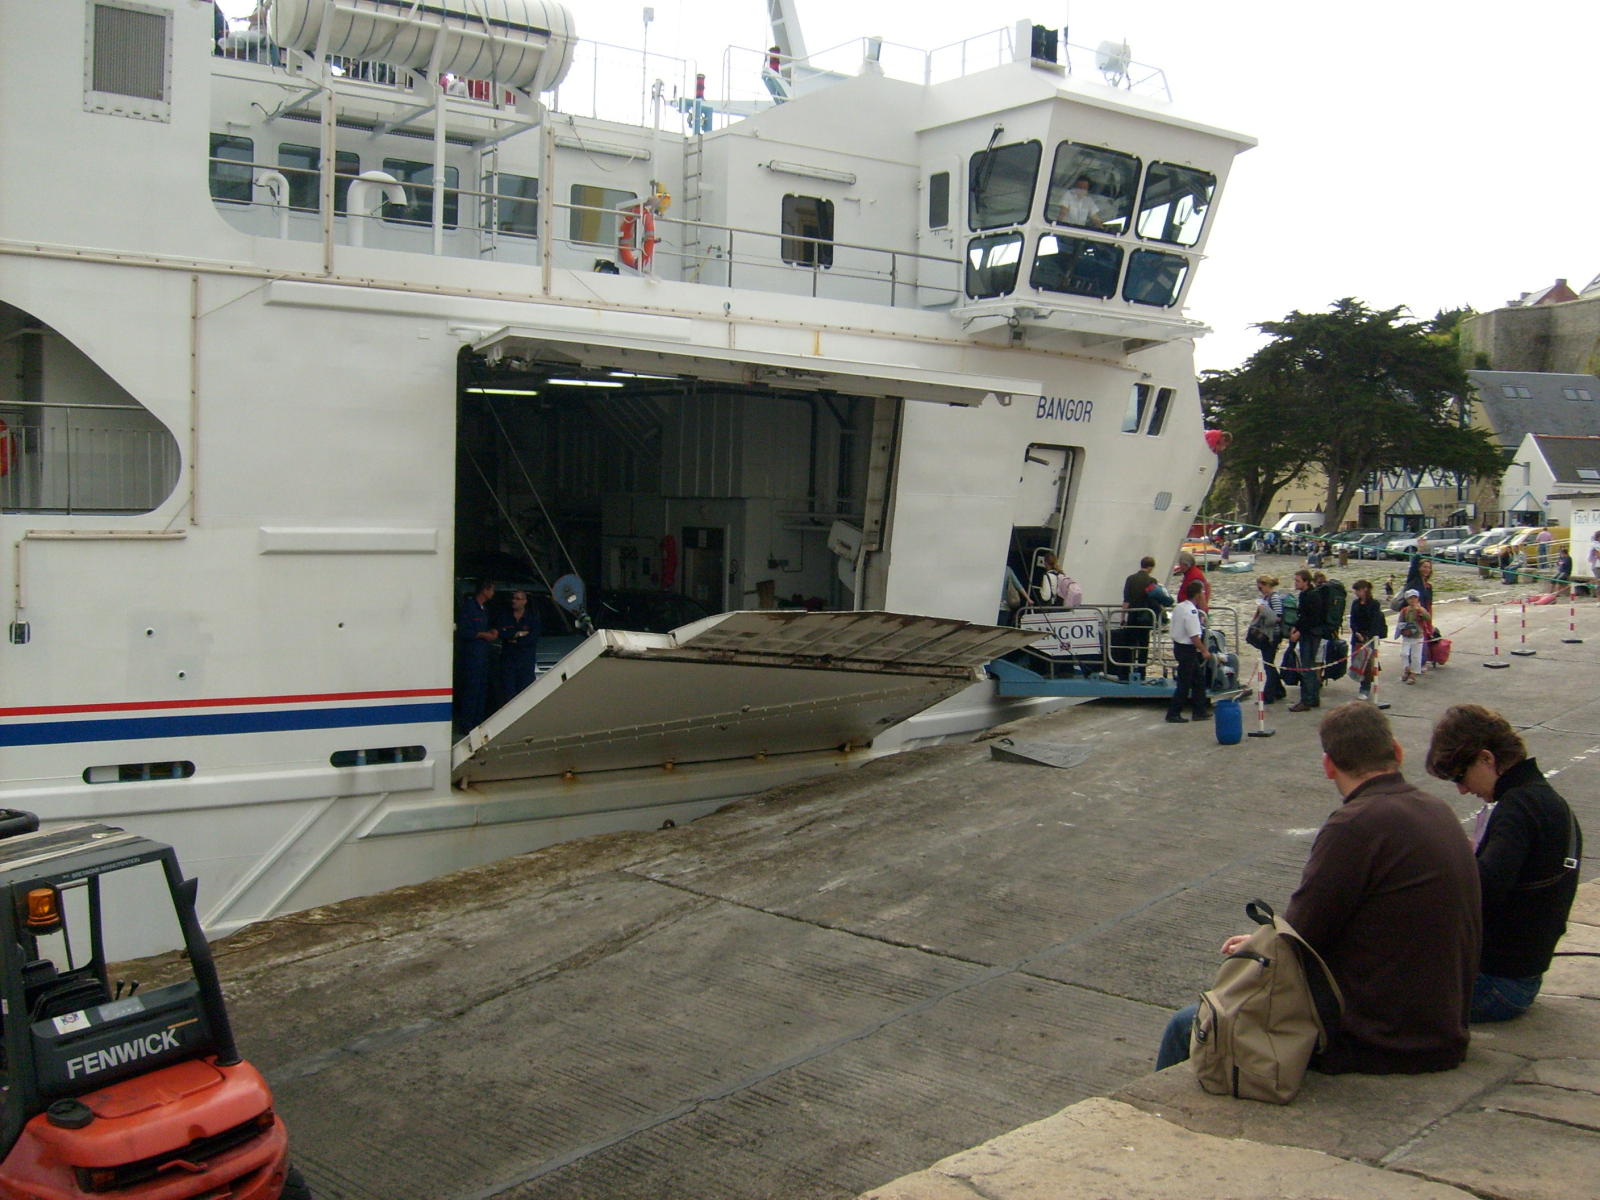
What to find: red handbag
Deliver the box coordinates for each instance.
[1431,637,1452,666]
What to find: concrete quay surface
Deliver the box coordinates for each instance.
[195,590,1598,1199]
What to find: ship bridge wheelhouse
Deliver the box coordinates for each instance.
[929,89,1244,352]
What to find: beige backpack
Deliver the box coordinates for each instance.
[1190,900,1344,1104]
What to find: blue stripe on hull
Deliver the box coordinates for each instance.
[0,703,453,747]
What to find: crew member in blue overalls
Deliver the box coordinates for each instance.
[454,579,497,735]
[497,588,541,706]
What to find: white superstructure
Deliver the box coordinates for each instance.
[0,1,1252,952]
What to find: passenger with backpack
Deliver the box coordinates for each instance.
[1157,703,1481,1088]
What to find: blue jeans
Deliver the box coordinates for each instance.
[1155,1002,1198,1070]
[1471,972,1541,1022]
[1296,636,1321,705]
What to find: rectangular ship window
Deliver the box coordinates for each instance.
[928,172,950,229]
[490,173,540,237]
[209,134,254,204]
[278,144,360,213]
[569,184,634,247]
[1122,383,1151,433]
[382,158,461,228]
[781,195,834,267]
[331,746,426,767]
[84,761,195,784]
[1146,387,1175,436]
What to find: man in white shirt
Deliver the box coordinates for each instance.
[1166,579,1211,723]
[1056,176,1106,229]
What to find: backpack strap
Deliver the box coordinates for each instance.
[1513,803,1582,891]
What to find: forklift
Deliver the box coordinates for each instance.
[0,810,307,1199]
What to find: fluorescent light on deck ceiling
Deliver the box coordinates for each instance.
[552,135,650,160]
[610,370,673,379]
[465,387,540,396]
[762,160,857,185]
[547,377,623,388]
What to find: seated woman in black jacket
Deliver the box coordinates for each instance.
[1426,705,1584,1021]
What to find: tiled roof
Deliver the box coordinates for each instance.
[1466,370,1600,449]
[1530,434,1600,485]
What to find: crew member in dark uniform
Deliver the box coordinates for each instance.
[454,579,496,735]
[497,589,541,705]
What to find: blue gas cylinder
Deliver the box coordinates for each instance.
[1214,698,1243,745]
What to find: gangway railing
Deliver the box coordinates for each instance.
[990,603,1245,699]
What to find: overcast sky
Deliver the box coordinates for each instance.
[227,0,1600,372]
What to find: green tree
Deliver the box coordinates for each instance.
[1214,299,1503,531]
[1200,366,1315,525]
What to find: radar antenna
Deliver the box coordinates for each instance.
[1095,39,1132,87]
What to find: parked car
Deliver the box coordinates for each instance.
[1347,531,1391,559]
[1416,525,1472,556]
[1446,527,1515,563]
[1474,527,1542,574]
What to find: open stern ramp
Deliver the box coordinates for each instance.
[451,611,1037,785]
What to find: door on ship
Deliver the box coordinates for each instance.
[1008,443,1075,594]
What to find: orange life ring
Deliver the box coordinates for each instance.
[617,204,657,269]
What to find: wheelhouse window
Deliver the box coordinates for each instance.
[569,184,634,246]
[967,140,1041,230]
[1123,249,1189,308]
[208,134,253,204]
[1030,234,1123,300]
[1044,143,1138,234]
[382,158,461,228]
[1135,162,1216,247]
[928,171,951,229]
[278,144,360,213]
[489,173,540,237]
[781,195,834,267]
[1146,386,1175,435]
[965,232,1024,299]
[1122,383,1151,433]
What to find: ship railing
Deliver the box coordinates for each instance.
[716,29,1170,115]
[575,202,965,307]
[1010,603,1243,685]
[0,421,180,516]
[205,156,968,308]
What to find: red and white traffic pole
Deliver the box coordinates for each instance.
[1511,600,1537,656]
[1485,606,1510,669]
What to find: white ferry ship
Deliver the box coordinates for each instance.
[0,0,1252,950]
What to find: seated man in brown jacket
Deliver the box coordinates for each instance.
[1158,702,1481,1073]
